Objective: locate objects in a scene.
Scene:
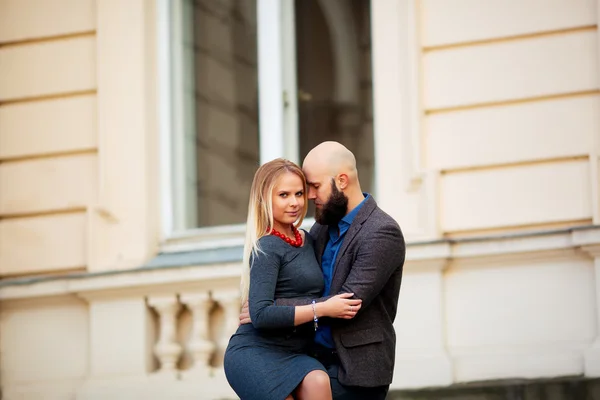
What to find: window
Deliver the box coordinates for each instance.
[295,0,375,216]
[165,0,259,232]
[161,0,374,238]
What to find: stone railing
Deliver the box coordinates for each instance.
[147,289,240,381]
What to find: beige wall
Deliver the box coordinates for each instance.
[0,0,160,277]
[421,0,599,235]
[0,1,160,397]
[0,296,89,399]
[370,0,600,389]
[0,0,97,276]
[0,2,97,397]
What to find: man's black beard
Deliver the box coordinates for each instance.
[315,180,348,226]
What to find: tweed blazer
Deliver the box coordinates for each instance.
[278,196,405,387]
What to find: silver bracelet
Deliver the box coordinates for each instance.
[311,300,319,331]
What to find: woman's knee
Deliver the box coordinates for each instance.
[296,370,332,400]
[303,370,330,390]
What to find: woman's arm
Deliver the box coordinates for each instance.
[249,251,361,329]
[293,292,360,325]
[248,250,293,329]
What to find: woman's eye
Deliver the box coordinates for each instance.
[296,191,303,197]
[280,193,288,198]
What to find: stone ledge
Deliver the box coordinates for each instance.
[1,225,599,300]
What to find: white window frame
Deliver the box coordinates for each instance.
[157,0,421,252]
[157,0,303,252]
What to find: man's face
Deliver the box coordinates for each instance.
[303,165,331,209]
[303,163,348,225]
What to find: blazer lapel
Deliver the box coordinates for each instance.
[330,197,377,291]
[314,224,329,265]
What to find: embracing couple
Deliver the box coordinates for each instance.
[224,141,406,400]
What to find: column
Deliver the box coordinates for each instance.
[89,0,159,271]
[257,0,298,163]
[148,295,183,377]
[211,288,241,376]
[180,291,215,377]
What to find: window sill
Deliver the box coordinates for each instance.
[160,218,317,253]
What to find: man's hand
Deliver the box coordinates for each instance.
[239,301,252,325]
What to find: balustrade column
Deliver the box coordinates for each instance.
[147,295,183,377]
[180,291,215,376]
[212,289,241,362]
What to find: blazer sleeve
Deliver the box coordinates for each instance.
[275,221,405,309]
[248,249,296,329]
[337,222,405,309]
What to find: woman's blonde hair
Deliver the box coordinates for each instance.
[240,158,308,304]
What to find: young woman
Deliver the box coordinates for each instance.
[224,159,362,400]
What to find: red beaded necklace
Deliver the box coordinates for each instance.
[268,225,303,247]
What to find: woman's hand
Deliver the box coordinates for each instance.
[320,293,362,319]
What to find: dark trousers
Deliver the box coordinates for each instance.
[310,344,389,400]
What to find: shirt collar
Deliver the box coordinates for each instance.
[340,193,370,227]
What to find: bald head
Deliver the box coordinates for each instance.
[303,141,357,179]
[302,141,365,219]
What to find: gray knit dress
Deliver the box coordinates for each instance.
[224,232,326,400]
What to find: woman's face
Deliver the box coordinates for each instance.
[271,171,305,231]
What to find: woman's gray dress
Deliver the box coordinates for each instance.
[224,233,326,400]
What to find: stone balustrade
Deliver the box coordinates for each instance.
[146,289,240,382]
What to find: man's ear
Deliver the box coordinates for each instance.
[337,174,349,190]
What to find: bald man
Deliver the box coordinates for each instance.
[241,142,405,399]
